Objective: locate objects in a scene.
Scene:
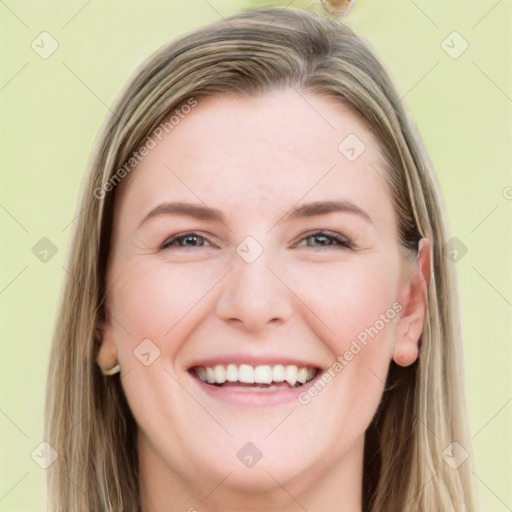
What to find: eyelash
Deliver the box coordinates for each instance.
[160,230,353,250]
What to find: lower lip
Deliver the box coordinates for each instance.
[189,371,321,407]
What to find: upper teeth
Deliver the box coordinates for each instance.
[194,364,317,387]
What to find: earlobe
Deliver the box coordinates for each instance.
[392,342,419,367]
[393,238,432,367]
[96,314,119,375]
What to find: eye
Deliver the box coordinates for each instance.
[298,230,352,249]
[161,232,211,249]
[160,230,352,250]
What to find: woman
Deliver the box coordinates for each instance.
[45,7,474,511]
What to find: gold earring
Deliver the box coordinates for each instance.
[102,362,120,376]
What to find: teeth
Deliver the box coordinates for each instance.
[297,367,308,384]
[285,365,297,386]
[206,367,215,384]
[194,363,317,387]
[238,364,255,384]
[226,364,238,382]
[254,365,273,384]
[196,367,206,382]
[272,364,285,382]
[214,364,226,384]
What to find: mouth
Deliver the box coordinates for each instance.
[191,363,318,391]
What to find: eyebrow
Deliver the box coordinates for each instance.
[137,199,372,229]
[137,202,225,229]
[282,199,372,224]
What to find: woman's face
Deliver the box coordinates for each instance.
[100,89,426,502]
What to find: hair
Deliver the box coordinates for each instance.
[44,7,474,511]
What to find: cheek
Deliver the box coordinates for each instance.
[289,258,400,450]
[106,261,219,435]
[107,259,226,353]
[294,256,398,334]
[289,255,400,371]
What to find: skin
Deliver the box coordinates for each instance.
[98,89,431,512]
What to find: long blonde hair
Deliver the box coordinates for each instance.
[45,7,474,511]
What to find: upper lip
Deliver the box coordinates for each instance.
[187,353,324,370]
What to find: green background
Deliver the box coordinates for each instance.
[1,0,510,510]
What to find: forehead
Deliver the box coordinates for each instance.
[116,89,392,227]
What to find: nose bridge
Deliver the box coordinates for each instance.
[215,240,292,330]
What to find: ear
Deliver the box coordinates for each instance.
[393,238,432,367]
[96,308,119,373]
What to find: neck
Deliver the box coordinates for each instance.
[138,433,364,512]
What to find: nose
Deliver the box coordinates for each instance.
[215,248,293,332]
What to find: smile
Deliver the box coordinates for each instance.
[193,363,318,388]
